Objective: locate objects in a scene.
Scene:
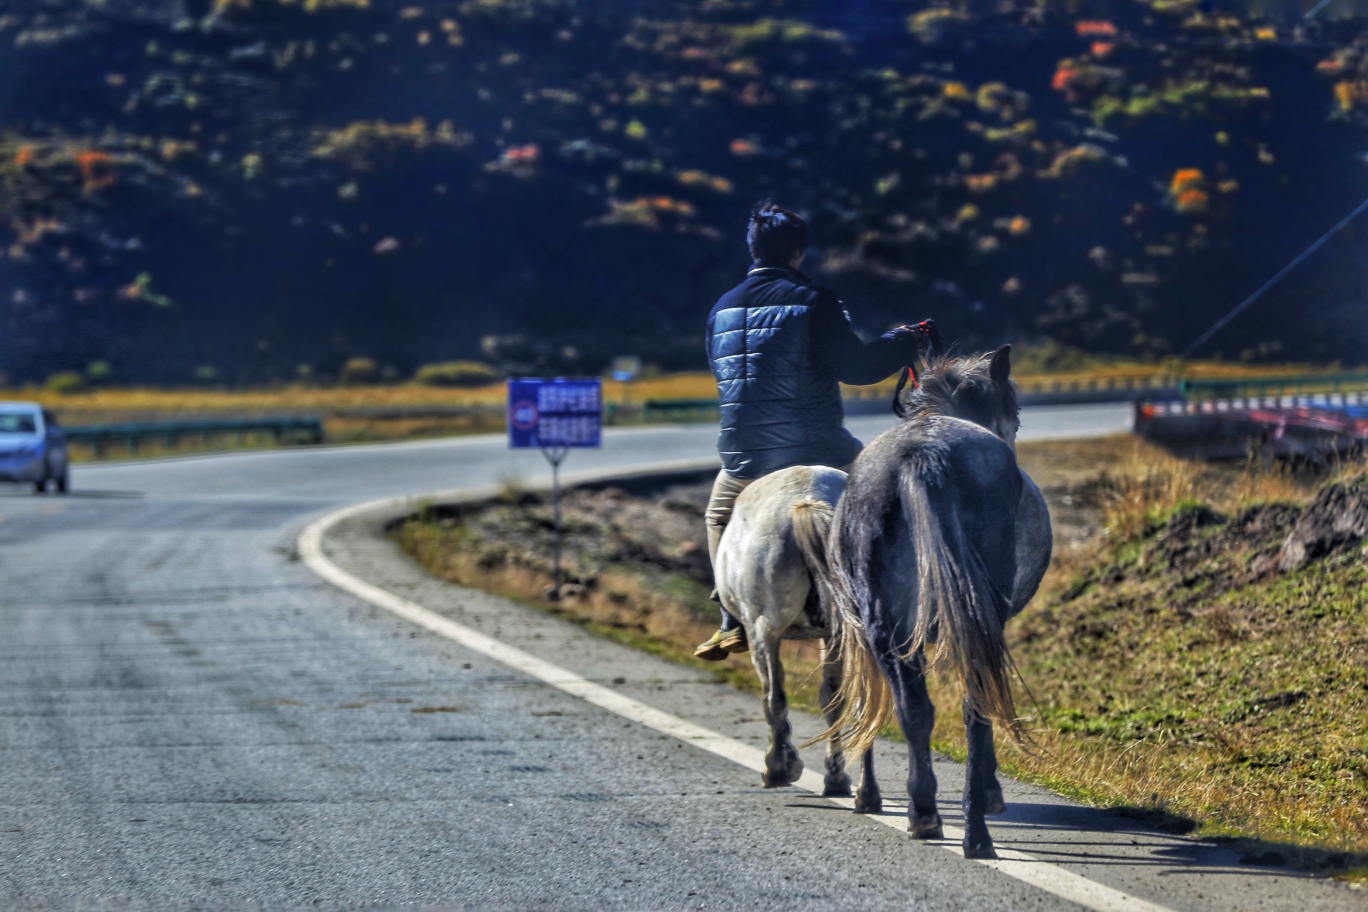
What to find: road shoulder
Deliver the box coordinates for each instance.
[308,481,1366,912]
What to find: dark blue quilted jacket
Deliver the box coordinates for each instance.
[706,265,922,479]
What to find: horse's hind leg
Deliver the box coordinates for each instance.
[855,748,882,814]
[984,711,1006,814]
[884,653,941,838]
[818,638,880,811]
[962,699,999,859]
[818,639,852,798]
[751,625,803,788]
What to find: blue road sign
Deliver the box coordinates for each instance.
[507,378,602,449]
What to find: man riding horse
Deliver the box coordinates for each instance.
[694,202,931,661]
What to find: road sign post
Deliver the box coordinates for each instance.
[508,378,602,599]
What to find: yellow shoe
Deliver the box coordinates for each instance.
[694,628,748,661]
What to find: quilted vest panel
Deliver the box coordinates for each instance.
[707,271,860,478]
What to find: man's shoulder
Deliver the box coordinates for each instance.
[775,270,843,312]
[729,271,835,308]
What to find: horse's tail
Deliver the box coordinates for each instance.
[790,497,835,616]
[800,504,896,758]
[902,464,1022,741]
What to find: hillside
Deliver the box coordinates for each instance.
[4,0,1368,384]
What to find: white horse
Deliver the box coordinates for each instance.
[713,465,879,804]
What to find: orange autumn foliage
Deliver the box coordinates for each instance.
[1334,80,1368,112]
[1170,168,1208,214]
[1170,167,1204,195]
[1176,188,1208,213]
[74,149,116,193]
[1075,20,1118,36]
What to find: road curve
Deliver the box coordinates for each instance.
[0,406,1358,909]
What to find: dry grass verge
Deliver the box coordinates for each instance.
[395,477,830,709]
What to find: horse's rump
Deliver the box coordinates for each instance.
[717,465,846,639]
[892,422,1021,731]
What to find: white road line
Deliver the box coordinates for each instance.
[299,489,1175,912]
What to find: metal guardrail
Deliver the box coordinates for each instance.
[843,374,1182,401]
[1138,391,1368,418]
[66,417,324,457]
[330,405,505,419]
[640,378,1181,419]
[1178,372,1368,401]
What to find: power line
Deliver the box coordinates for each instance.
[1179,194,1368,359]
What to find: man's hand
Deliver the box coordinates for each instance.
[897,319,944,357]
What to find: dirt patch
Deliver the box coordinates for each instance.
[410,473,714,598]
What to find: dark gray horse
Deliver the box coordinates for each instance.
[814,346,1052,860]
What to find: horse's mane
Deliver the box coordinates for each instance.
[899,352,1019,441]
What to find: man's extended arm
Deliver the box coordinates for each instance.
[810,291,924,386]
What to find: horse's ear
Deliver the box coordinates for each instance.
[989,345,1012,385]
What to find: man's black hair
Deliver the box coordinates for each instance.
[747,202,809,264]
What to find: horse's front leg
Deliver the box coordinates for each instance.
[962,698,999,859]
[751,623,803,788]
[818,638,852,798]
[884,652,941,838]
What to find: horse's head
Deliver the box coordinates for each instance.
[898,345,1020,447]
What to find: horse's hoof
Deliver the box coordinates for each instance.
[853,794,882,815]
[762,770,793,789]
[985,786,1006,816]
[823,775,853,799]
[962,838,998,860]
[909,812,943,839]
[786,752,805,782]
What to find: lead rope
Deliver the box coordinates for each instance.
[891,365,917,419]
[891,320,943,419]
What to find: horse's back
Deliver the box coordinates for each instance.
[849,415,1019,517]
[839,416,1021,618]
[739,463,845,506]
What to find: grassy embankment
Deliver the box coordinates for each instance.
[6,356,1353,461]
[395,436,1368,874]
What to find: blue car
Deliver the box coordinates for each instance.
[0,402,69,493]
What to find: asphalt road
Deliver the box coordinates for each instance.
[0,404,1361,910]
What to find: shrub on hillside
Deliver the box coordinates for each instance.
[45,371,88,394]
[413,360,500,387]
[340,356,379,385]
[85,361,112,384]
